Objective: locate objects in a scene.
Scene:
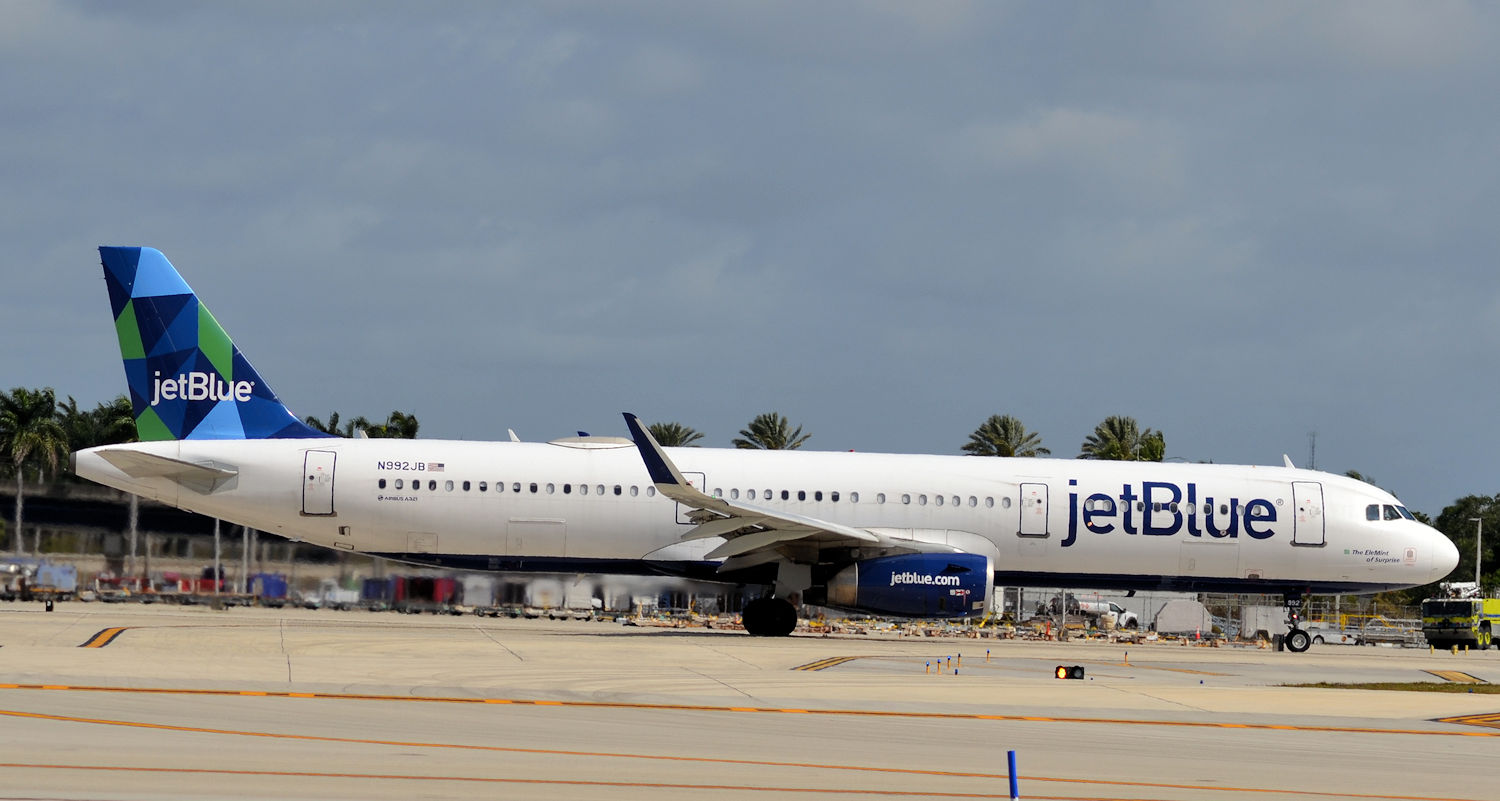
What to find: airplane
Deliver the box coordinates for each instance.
[72,246,1460,652]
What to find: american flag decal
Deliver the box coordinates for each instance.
[427,462,445,473]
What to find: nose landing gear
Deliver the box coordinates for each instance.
[1283,594,1311,653]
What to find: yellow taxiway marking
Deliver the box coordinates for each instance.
[0,683,1494,738]
[78,627,130,648]
[792,656,866,671]
[0,711,1485,801]
[1436,713,1500,730]
[1424,670,1486,684]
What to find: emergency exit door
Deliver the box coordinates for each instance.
[302,450,336,516]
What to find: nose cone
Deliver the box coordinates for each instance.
[1429,526,1460,582]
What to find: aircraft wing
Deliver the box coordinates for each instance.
[623,413,957,562]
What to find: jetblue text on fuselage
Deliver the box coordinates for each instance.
[1064,479,1280,547]
[149,371,254,406]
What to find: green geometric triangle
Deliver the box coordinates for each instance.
[115,300,146,361]
[198,303,233,380]
[134,406,174,442]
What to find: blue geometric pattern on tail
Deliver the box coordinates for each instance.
[98,246,332,441]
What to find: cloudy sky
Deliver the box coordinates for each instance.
[3,2,1497,515]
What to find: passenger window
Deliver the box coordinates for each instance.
[379,479,387,489]
[935,495,944,506]
[918,494,928,506]
[951,496,959,507]
[902,494,911,505]
[429,480,437,491]
[1000,497,1009,508]
[986,497,996,508]
[748,489,757,500]
[969,496,977,507]
[630,486,639,497]
[462,481,471,491]
[849,492,859,503]
[877,493,886,504]
[713,488,722,497]
[731,488,740,500]
[580,484,589,496]
[1219,504,1228,515]
[830,491,839,502]
[445,480,454,492]
[596,485,604,495]
[529,483,538,493]
[797,490,806,501]
[815,491,823,501]
[646,487,656,497]
[513,482,521,493]
[478,481,487,492]
[1366,504,1379,521]
[394,479,403,490]
[781,490,790,501]
[546,483,555,494]
[563,484,571,494]
[613,485,622,495]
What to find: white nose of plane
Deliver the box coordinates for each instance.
[1428,525,1460,583]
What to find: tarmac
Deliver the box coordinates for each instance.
[1,603,1497,800]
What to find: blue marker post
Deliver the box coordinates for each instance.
[1008,749,1019,799]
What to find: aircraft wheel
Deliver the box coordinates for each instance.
[742,597,797,637]
[1286,628,1312,653]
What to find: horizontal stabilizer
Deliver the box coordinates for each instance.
[94,448,238,494]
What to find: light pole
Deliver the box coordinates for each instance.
[1470,517,1483,591]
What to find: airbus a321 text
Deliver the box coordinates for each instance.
[72,247,1460,651]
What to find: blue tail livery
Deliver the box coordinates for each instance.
[98,246,330,440]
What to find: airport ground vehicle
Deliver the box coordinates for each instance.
[1076,599,1139,628]
[1421,597,1500,649]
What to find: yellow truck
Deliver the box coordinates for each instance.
[1420,597,1500,650]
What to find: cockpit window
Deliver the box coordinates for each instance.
[1397,506,1415,521]
[1383,504,1402,521]
[1366,504,1379,521]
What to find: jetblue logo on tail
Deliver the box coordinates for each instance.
[150,371,255,406]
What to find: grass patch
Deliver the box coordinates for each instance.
[1286,682,1500,693]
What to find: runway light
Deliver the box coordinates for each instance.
[1055,665,1085,680]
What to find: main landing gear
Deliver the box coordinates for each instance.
[1283,595,1311,653]
[741,597,797,637]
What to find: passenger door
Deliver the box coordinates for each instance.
[302,450,336,516]
[1292,481,1325,546]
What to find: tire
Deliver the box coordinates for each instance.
[1313,636,1325,645]
[1286,628,1312,653]
[742,597,797,637]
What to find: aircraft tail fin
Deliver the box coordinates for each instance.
[98,246,332,441]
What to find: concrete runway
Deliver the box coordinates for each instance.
[1,604,1497,800]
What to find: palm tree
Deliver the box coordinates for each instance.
[733,412,810,450]
[962,414,1049,457]
[304,411,351,437]
[1079,415,1165,461]
[60,395,136,451]
[305,411,419,438]
[0,387,70,553]
[648,422,704,447]
[362,411,420,439]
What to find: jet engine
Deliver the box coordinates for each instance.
[825,553,990,618]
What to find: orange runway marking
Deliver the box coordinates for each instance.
[0,710,1485,801]
[0,682,1494,738]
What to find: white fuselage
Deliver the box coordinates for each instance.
[74,438,1457,594]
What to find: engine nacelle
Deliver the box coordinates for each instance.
[826,553,990,618]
